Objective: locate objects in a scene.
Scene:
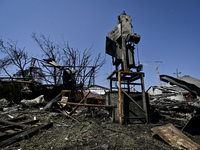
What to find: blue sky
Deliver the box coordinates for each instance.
[0,0,200,89]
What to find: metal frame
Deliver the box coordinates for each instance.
[107,70,148,124]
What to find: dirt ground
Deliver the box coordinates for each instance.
[1,107,200,150]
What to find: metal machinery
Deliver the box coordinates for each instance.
[105,12,149,124]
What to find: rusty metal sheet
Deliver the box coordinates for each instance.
[151,123,200,150]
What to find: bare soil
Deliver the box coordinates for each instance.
[1,107,200,150]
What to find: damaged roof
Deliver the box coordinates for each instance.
[83,91,102,99]
[177,75,200,89]
[160,75,200,96]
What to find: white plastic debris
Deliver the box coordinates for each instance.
[21,95,45,107]
[8,114,14,119]
[65,137,69,140]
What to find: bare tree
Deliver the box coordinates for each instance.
[60,41,106,87]
[0,39,31,78]
[32,33,106,87]
[32,33,62,85]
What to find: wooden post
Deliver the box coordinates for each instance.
[141,73,149,123]
[110,78,112,91]
[118,71,123,125]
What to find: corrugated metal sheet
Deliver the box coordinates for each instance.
[160,75,200,96]
[177,76,200,89]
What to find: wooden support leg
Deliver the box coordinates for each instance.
[141,74,149,123]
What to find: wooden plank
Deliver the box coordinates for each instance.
[0,132,7,138]
[20,119,39,125]
[0,120,39,132]
[0,122,53,148]
[0,120,28,129]
[0,130,24,141]
[8,117,27,122]
[107,70,117,79]
[57,109,79,123]
[58,101,116,108]
[0,124,21,132]
[43,93,62,111]
[122,89,145,113]
[69,91,90,115]
[141,73,149,123]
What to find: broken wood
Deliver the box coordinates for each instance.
[0,120,29,129]
[122,89,145,113]
[57,109,80,123]
[8,116,27,122]
[0,122,53,147]
[151,123,200,150]
[0,130,24,141]
[69,91,90,115]
[0,120,39,132]
[42,93,62,111]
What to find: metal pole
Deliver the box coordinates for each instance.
[122,37,128,71]
[118,71,123,125]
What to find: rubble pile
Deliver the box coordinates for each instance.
[148,75,200,136]
[0,107,177,150]
[1,74,200,149]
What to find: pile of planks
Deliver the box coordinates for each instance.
[0,116,53,148]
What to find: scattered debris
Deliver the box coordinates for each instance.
[21,95,45,107]
[42,93,62,111]
[148,76,200,132]
[0,98,9,107]
[160,75,200,97]
[1,14,200,149]
[2,105,22,113]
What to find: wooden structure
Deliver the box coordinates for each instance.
[107,70,149,124]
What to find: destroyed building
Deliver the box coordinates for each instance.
[1,12,200,150]
[147,75,200,135]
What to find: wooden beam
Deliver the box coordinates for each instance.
[0,122,53,148]
[58,101,116,108]
[122,89,145,113]
[140,73,149,123]
[69,91,90,115]
[0,120,39,132]
[8,117,27,122]
[0,120,28,129]
[42,93,62,111]
[57,109,80,123]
